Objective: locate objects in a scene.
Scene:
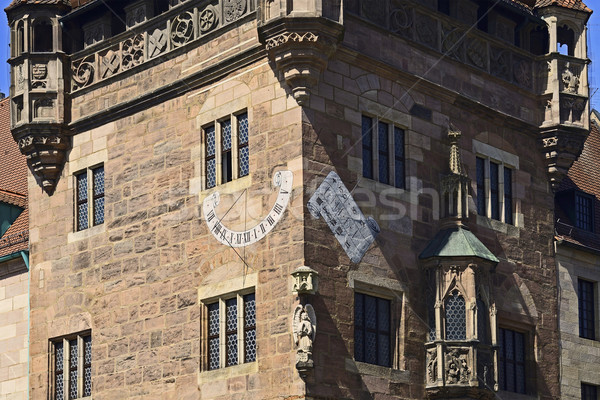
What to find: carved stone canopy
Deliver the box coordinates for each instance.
[258,17,343,105]
[12,124,70,194]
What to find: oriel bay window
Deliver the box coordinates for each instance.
[204,111,249,189]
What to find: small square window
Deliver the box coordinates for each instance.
[354,292,391,367]
[75,165,104,232]
[204,291,256,370]
[203,111,249,189]
[362,115,405,189]
[50,332,92,400]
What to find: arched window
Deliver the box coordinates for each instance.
[557,24,575,56]
[32,19,53,52]
[445,290,466,340]
[16,21,25,56]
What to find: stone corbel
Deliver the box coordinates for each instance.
[13,124,70,194]
[258,18,344,105]
[539,126,588,192]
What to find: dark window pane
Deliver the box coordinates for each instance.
[92,166,105,226]
[205,125,216,188]
[226,298,238,366]
[238,113,249,178]
[362,116,373,179]
[76,173,88,231]
[55,342,64,400]
[378,122,389,184]
[579,279,596,340]
[394,127,405,189]
[477,298,488,344]
[576,194,593,231]
[499,328,526,394]
[208,302,220,370]
[354,293,392,367]
[504,167,512,224]
[244,293,256,363]
[582,383,598,400]
[69,339,78,399]
[490,162,499,220]
[476,157,485,216]
[222,119,233,183]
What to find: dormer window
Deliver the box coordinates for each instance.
[32,19,53,52]
[575,192,593,232]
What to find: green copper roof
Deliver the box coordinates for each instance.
[419,226,499,263]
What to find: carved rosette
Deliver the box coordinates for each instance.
[259,18,343,105]
[539,127,588,192]
[12,125,70,194]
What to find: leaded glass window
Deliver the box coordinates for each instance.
[354,293,391,367]
[51,333,91,400]
[238,113,249,178]
[477,298,489,344]
[75,166,104,232]
[361,115,405,187]
[579,279,596,340]
[204,291,257,371]
[445,291,466,340]
[92,166,104,226]
[203,110,250,189]
[498,328,526,394]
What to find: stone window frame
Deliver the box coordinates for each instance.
[361,114,406,190]
[349,273,406,372]
[201,110,250,190]
[496,322,536,397]
[49,331,92,400]
[473,140,519,227]
[74,164,105,232]
[199,273,258,374]
[578,277,597,341]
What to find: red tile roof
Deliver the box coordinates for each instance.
[0,97,29,258]
[534,0,592,13]
[5,0,86,11]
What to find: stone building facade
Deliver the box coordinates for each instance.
[4,0,593,399]
[0,96,30,400]
[554,110,600,400]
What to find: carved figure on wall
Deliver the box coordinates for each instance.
[426,348,437,383]
[445,349,470,384]
[562,63,580,94]
[293,304,316,371]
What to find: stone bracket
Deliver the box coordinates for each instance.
[258,17,344,105]
[539,126,588,192]
[12,124,71,194]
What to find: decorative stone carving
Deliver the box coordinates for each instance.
[426,348,438,384]
[13,127,70,194]
[308,171,380,263]
[293,304,316,375]
[16,64,25,91]
[148,28,168,58]
[466,37,486,69]
[125,0,152,29]
[561,62,580,94]
[223,0,246,23]
[72,55,95,90]
[122,34,145,70]
[539,127,588,191]
[199,5,219,33]
[390,4,412,36]
[513,58,532,89]
[170,12,194,47]
[445,349,470,384]
[414,12,436,48]
[33,98,54,119]
[442,25,464,62]
[291,266,318,295]
[490,48,510,81]
[83,19,111,48]
[259,18,343,104]
[100,48,120,79]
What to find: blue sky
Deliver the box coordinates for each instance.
[0,1,598,109]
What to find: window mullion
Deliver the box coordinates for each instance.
[237,294,244,364]
[78,335,84,397]
[64,338,70,400]
[388,124,393,187]
[499,163,505,223]
[484,160,491,219]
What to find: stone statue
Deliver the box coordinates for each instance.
[293,304,317,373]
[562,63,580,94]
